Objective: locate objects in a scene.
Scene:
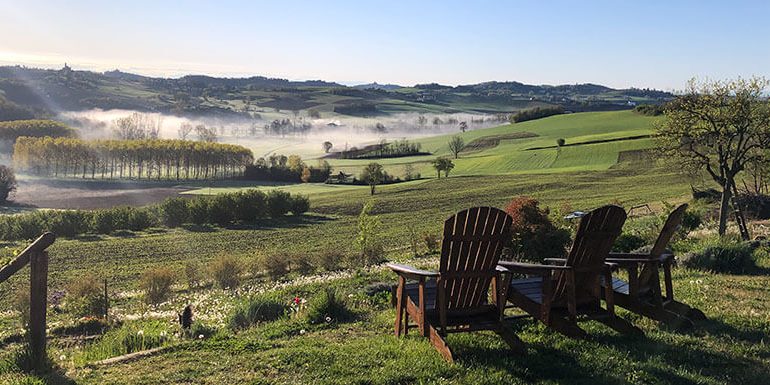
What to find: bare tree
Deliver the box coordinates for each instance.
[195,124,218,142]
[448,135,465,159]
[178,122,194,140]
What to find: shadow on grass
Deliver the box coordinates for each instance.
[440,314,768,385]
[592,322,770,384]
[2,344,76,385]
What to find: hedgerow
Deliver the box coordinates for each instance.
[0,189,309,241]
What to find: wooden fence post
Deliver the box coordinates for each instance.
[29,250,48,364]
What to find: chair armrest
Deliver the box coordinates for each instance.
[607,252,651,259]
[544,258,566,265]
[606,257,661,264]
[498,261,571,276]
[386,263,439,280]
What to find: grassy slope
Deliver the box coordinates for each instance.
[186,110,660,196]
[309,111,657,176]
[0,164,690,298]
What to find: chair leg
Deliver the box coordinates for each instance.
[394,276,405,337]
[427,324,454,363]
[495,323,526,355]
[403,310,409,335]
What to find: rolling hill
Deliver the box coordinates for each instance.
[0,65,672,120]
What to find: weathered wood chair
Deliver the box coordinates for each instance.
[499,205,642,338]
[387,207,525,363]
[603,204,706,328]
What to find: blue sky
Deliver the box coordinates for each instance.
[1,0,768,90]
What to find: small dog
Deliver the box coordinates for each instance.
[178,304,193,330]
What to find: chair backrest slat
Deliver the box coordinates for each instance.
[439,207,513,310]
[638,204,688,289]
[650,204,688,257]
[554,205,626,304]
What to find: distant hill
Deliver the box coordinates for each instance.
[0,65,673,119]
[353,82,403,91]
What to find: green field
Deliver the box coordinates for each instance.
[185,110,660,196]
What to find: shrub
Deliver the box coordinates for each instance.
[613,233,647,253]
[314,249,345,271]
[187,198,211,225]
[0,165,17,203]
[306,288,353,324]
[258,253,290,279]
[91,210,117,234]
[209,255,243,289]
[228,294,286,331]
[289,194,310,216]
[422,232,440,254]
[680,237,761,274]
[354,201,385,266]
[267,190,292,217]
[160,197,189,227]
[735,193,770,220]
[140,267,176,305]
[234,190,268,221]
[184,261,202,290]
[207,195,236,226]
[45,210,92,237]
[556,138,566,147]
[289,253,314,275]
[65,274,106,318]
[504,196,571,262]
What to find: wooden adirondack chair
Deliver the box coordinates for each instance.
[388,207,525,363]
[603,204,706,328]
[499,205,642,338]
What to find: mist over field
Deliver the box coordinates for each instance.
[59,108,502,157]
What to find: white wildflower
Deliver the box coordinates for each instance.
[137,330,144,336]
[325,316,332,323]
[198,334,204,339]
[59,354,66,361]
[299,329,306,335]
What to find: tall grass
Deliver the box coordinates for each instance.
[74,321,172,365]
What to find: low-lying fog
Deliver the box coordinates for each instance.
[59,109,505,158]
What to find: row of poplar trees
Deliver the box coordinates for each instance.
[12,136,254,180]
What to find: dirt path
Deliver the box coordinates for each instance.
[11,179,192,209]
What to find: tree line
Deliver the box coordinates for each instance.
[0,119,77,152]
[509,106,565,123]
[245,154,332,183]
[12,137,254,180]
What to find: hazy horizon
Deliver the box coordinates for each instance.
[3,1,770,91]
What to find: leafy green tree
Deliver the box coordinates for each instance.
[431,157,455,178]
[655,77,770,235]
[459,121,468,133]
[361,162,384,195]
[322,141,333,153]
[448,135,465,159]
